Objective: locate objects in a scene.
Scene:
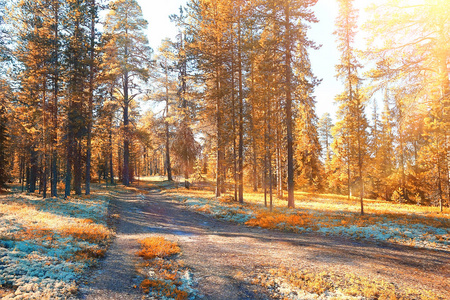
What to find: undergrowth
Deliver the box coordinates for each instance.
[0,191,112,299]
[160,184,449,252]
[137,236,181,259]
[248,267,443,300]
[136,236,196,300]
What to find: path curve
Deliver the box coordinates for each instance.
[80,189,450,299]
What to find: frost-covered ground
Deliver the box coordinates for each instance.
[138,257,198,300]
[168,191,450,252]
[0,192,112,299]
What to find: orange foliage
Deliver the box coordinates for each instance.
[60,222,111,244]
[252,267,441,300]
[16,226,55,241]
[137,236,181,259]
[74,247,107,261]
[139,278,187,299]
[245,211,312,230]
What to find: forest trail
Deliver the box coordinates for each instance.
[80,189,450,299]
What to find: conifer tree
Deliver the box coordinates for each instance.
[104,0,151,186]
[334,0,368,214]
[0,0,10,189]
[0,83,8,190]
[153,39,177,182]
[186,0,230,196]
[64,0,91,197]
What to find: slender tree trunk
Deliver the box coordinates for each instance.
[29,148,38,193]
[358,114,364,215]
[237,1,244,204]
[85,0,95,195]
[284,3,295,208]
[164,62,173,181]
[230,25,237,201]
[268,93,273,212]
[64,131,72,198]
[250,66,258,193]
[276,98,283,199]
[51,0,59,197]
[215,56,223,197]
[42,79,47,198]
[347,138,351,200]
[109,112,114,185]
[73,142,82,195]
[123,78,130,186]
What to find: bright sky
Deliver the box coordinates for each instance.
[136,0,371,120]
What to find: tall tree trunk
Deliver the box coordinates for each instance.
[237,2,244,204]
[122,20,130,186]
[268,89,273,212]
[231,44,237,201]
[51,0,59,197]
[123,76,130,186]
[64,130,72,198]
[164,63,173,182]
[276,99,283,199]
[357,98,364,215]
[284,3,295,208]
[85,0,95,195]
[74,142,82,195]
[215,59,223,197]
[250,62,258,193]
[42,79,47,198]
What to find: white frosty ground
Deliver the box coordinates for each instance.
[175,195,450,252]
[0,193,111,300]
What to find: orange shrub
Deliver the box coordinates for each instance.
[16,226,55,241]
[137,236,181,259]
[245,211,312,230]
[60,222,111,244]
[139,278,187,300]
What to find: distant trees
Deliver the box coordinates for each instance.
[0,0,448,211]
[364,0,450,210]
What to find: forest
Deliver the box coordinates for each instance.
[0,0,449,213]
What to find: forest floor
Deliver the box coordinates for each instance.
[0,180,449,299]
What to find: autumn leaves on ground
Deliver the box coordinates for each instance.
[0,178,448,299]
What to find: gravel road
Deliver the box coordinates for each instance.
[79,189,450,299]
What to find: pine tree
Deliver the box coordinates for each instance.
[334,0,369,214]
[104,0,151,186]
[85,0,101,195]
[0,83,8,190]
[64,0,91,197]
[186,0,230,197]
[0,0,10,189]
[154,39,178,182]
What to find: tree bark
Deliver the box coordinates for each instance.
[284,3,295,208]
[237,1,244,204]
[85,0,95,195]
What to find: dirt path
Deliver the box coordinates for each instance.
[80,189,450,299]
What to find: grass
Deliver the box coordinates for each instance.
[135,236,196,300]
[248,267,442,300]
[0,188,113,298]
[137,236,181,259]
